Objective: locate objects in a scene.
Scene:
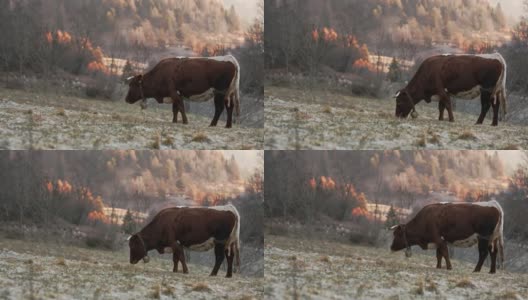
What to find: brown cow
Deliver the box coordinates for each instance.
[125,55,240,128]
[390,200,504,273]
[395,53,507,126]
[128,204,241,277]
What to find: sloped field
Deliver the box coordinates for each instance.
[0,89,262,150]
[265,235,528,299]
[265,86,528,150]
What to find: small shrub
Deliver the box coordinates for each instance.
[191,133,209,143]
[455,278,475,288]
[458,130,476,141]
[191,283,211,293]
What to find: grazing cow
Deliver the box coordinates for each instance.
[125,55,240,128]
[128,204,241,277]
[395,53,507,126]
[390,200,504,273]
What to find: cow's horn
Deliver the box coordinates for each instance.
[125,76,134,83]
[126,235,132,241]
[143,256,150,263]
[394,91,400,98]
[389,225,399,230]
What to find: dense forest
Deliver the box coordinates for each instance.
[0,151,246,222]
[266,0,508,71]
[0,150,263,248]
[265,151,527,243]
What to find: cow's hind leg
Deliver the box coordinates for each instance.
[436,248,442,269]
[210,93,224,127]
[489,242,498,274]
[225,245,235,278]
[225,95,234,128]
[476,90,491,125]
[210,243,225,276]
[474,237,489,272]
[171,243,188,274]
[491,94,500,126]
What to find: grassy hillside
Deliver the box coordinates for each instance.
[0,88,262,150]
[265,86,528,150]
[0,238,263,299]
[265,235,528,299]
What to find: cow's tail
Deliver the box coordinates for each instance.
[225,204,241,273]
[226,55,241,124]
[491,53,507,121]
[490,200,505,270]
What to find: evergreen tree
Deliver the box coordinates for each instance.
[121,60,134,81]
[122,209,136,234]
[387,57,401,82]
[385,204,399,228]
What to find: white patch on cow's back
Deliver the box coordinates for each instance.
[449,233,478,248]
[187,237,215,252]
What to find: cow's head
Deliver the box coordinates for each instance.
[394,90,418,119]
[389,224,412,257]
[128,234,150,264]
[125,75,144,104]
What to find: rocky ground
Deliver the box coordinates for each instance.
[264,235,528,300]
[265,86,528,150]
[0,238,263,300]
[0,88,263,150]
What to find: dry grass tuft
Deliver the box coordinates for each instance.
[498,291,521,299]
[161,281,175,296]
[458,130,477,141]
[162,136,174,147]
[322,105,332,114]
[455,278,475,288]
[149,284,161,299]
[413,280,425,295]
[318,255,331,263]
[24,259,33,264]
[56,108,66,116]
[500,144,521,150]
[191,282,211,293]
[191,132,209,143]
[150,134,161,149]
[415,135,426,147]
[56,257,67,266]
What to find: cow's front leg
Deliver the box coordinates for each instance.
[172,252,179,273]
[438,101,445,121]
[436,247,442,269]
[210,243,225,276]
[170,243,188,274]
[172,103,179,123]
[210,93,224,127]
[474,237,489,273]
[439,242,452,270]
[170,91,187,124]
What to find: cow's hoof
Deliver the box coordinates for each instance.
[226,274,232,278]
[225,125,232,129]
[490,270,496,274]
